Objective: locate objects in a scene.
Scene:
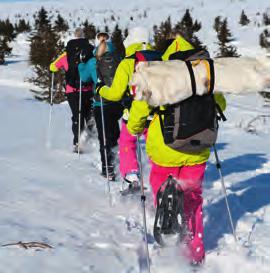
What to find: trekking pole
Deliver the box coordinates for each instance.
[100,95,111,194]
[137,135,151,273]
[77,79,82,158]
[213,144,237,242]
[46,72,55,148]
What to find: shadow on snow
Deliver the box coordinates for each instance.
[204,172,270,251]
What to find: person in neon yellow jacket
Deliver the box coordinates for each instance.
[99,27,154,185]
[126,35,226,264]
[99,29,196,186]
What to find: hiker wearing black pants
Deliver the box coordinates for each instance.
[94,102,123,176]
[79,32,123,180]
[66,91,93,147]
[50,27,94,152]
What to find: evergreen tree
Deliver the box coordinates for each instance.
[216,18,239,57]
[34,7,51,33]
[174,9,203,48]
[0,19,16,41]
[213,16,222,32]
[111,24,125,58]
[29,19,65,102]
[104,25,109,33]
[0,36,12,64]
[239,10,250,26]
[15,19,31,33]
[82,20,96,41]
[54,14,69,33]
[259,29,270,49]
[262,10,270,26]
[0,19,14,62]
[153,16,173,52]
[124,28,128,38]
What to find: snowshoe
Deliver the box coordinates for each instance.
[153,175,187,246]
[120,173,141,196]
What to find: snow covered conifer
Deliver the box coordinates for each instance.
[259,29,270,49]
[262,10,270,26]
[15,19,31,34]
[239,10,250,26]
[124,28,128,38]
[0,19,16,41]
[174,9,203,48]
[213,16,222,32]
[111,24,125,58]
[54,14,69,33]
[82,20,96,41]
[29,16,65,102]
[0,36,12,64]
[34,7,51,33]
[153,16,172,52]
[104,25,109,34]
[216,18,239,57]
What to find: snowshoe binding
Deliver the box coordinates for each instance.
[121,172,141,196]
[153,175,187,246]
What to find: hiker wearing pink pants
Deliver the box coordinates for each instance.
[127,95,226,264]
[119,121,148,177]
[98,27,154,184]
[149,162,206,263]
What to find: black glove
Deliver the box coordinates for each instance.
[96,81,105,95]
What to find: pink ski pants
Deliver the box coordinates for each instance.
[150,162,206,263]
[119,121,147,177]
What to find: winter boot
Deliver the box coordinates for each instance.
[101,165,116,181]
[73,143,84,154]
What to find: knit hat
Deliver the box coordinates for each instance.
[123,27,150,48]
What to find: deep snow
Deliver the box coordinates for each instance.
[0,1,270,272]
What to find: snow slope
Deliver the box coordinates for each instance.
[0,0,270,55]
[0,1,270,272]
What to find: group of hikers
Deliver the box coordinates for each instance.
[50,26,226,266]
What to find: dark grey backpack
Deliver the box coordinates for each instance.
[96,51,121,87]
[158,48,226,153]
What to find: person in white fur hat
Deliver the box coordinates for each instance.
[97,26,152,189]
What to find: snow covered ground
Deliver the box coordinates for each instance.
[1,1,270,272]
[0,0,270,55]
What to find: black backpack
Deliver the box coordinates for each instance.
[95,50,122,103]
[66,38,94,89]
[158,48,226,153]
[96,51,121,87]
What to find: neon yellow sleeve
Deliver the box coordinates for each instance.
[127,100,152,134]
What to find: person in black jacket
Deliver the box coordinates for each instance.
[50,28,94,152]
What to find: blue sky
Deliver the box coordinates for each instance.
[0,0,46,2]
[0,0,34,2]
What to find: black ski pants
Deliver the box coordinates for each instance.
[94,102,123,171]
[66,91,93,145]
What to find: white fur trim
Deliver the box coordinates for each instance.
[130,57,270,106]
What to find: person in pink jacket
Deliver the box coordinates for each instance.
[50,28,94,152]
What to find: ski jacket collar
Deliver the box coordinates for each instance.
[125,42,153,57]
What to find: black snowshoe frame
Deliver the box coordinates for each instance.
[153,175,187,246]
